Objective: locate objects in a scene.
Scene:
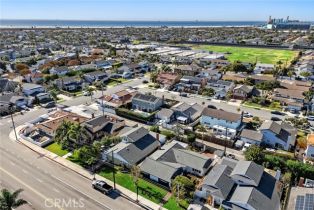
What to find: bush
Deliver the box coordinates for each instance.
[160,130,175,140]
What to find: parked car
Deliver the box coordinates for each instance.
[42,101,56,108]
[271,111,285,116]
[179,92,188,97]
[307,116,314,121]
[142,80,149,84]
[227,154,236,159]
[83,91,92,96]
[92,180,113,194]
[242,143,251,151]
[271,117,282,121]
[207,105,217,109]
[243,112,253,118]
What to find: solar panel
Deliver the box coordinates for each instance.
[304,194,314,210]
[296,195,305,210]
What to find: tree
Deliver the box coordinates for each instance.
[131,165,141,201]
[150,71,158,83]
[0,188,27,210]
[54,121,89,149]
[201,88,215,97]
[287,71,294,79]
[244,145,264,164]
[282,172,292,187]
[84,86,95,102]
[76,145,101,167]
[300,71,312,80]
[171,176,195,201]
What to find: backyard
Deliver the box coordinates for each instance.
[44,142,69,156]
[99,167,168,204]
[163,196,189,210]
[192,45,298,65]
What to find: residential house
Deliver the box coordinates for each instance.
[0,78,18,93]
[272,88,306,112]
[49,66,69,76]
[83,115,125,141]
[304,134,314,162]
[200,108,243,138]
[232,85,254,100]
[240,129,263,146]
[140,140,212,188]
[132,93,163,112]
[171,102,204,124]
[22,83,45,97]
[0,93,28,114]
[210,59,230,69]
[253,63,274,74]
[94,60,113,70]
[259,120,297,150]
[55,76,83,91]
[156,108,175,123]
[98,89,137,113]
[175,76,207,93]
[116,65,133,78]
[83,71,109,84]
[197,158,281,210]
[174,65,201,76]
[74,64,97,71]
[196,69,222,81]
[206,80,235,99]
[104,127,160,167]
[222,72,246,83]
[35,92,53,104]
[156,73,181,88]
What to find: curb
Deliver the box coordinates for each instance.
[10,128,161,210]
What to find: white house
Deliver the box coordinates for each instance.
[253,63,274,74]
[240,129,263,145]
[49,66,69,76]
[305,134,314,161]
[22,83,45,97]
[200,108,243,131]
[259,120,297,151]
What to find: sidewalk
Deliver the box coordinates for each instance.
[10,126,166,210]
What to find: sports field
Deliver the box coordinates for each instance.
[192,45,298,65]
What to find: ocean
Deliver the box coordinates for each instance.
[0,19,265,28]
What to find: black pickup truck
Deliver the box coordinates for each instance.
[92,180,113,194]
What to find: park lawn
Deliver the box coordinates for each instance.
[45,142,69,156]
[99,167,167,204]
[192,45,298,65]
[164,196,189,210]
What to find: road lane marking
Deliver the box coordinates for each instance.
[22,169,29,174]
[53,188,60,193]
[0,167,64,210]
[50,175,113,210]
[35,178,43,183]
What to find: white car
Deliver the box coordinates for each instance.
[242,143,252,151]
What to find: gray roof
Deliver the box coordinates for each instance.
[84,70,106,77]
[157,108,174,119]
[234,85,254,94]
[202,108,242,122]
[173,149,212,170]
[122,127,149,142]
[230,161,264,186]
[240,129,263,142]
[0,79,18,92]
[260,120,292,143]
[22,83,43,90]
[229,172,280,210]
[203,164,234,199]
[132,93,162,103]
[118,134,160,165]
[140,157,182,184]
[172,102,204,121]
[220,157,238,169]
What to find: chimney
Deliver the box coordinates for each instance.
[298,177,305,187]
[91,113,95,118]
[156,133,160,142]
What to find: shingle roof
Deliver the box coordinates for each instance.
[133,93,161,103]
[140,157,181,184]
[240,129,263,142]
[157,108,174,118]
[122,127,149,142]
[230,161,264,186]
[202,108,242,122]
[203,164,234,199]
[260,120,293,143]
[173,149,212,170]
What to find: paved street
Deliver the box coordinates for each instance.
[0,76,284,210]
[0,108,142,210]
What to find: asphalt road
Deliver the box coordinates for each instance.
[0,76,284,210]
[0,108,142,210]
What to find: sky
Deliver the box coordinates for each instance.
[0,0,313,21]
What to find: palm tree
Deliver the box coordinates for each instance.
[0,188,27,210]
[84,86,95,102]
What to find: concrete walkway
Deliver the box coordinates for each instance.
[10,126,166,210]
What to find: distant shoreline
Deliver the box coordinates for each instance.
[0,19,265,28]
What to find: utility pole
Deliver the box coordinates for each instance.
[111,150,116,189]
[224,127,228,156]
[101,84,104,116]
[9,103,18,142]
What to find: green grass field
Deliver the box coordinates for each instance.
[192,45,298,65]
[99,167,167,204]
[45,142,69,156]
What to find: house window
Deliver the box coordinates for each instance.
[192,168,201,174]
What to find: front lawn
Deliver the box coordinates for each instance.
[164,196,189,210]
[107,78,129,87]
[45,142,69,156]
[243,101,282,111]
[99,167,167,204]
[192,45,298,65]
